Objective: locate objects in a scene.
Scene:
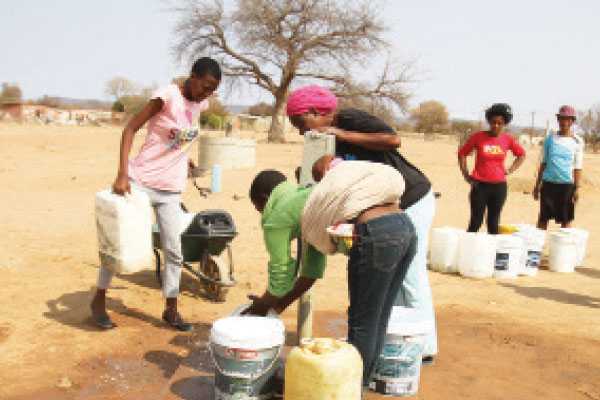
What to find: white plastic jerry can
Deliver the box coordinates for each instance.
[95,189,154,274]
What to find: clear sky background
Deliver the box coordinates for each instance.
[2,0,599,127]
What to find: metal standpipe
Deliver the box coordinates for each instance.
[296,132,336,344]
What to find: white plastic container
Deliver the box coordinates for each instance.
[559,228,589,266]
[429,227,462,273]
[494,235,525,279]
[548,232,578,273]
[95,189,154,274]
[457,233,497,279]
[198,136,256,171]
[371,307,432,397]
[514,227,546,277]
[210,316,285,400]
[299,132,336,186]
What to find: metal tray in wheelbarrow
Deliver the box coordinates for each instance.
[180,210,237,262]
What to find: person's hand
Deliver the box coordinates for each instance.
[112,174,131,196]
[573,187,580,203]
[241,294,270,317]
[316,126,344,139]
[533,185,540,201]
[188,159,197,178]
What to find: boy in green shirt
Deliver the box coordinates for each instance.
[244,170,326,315]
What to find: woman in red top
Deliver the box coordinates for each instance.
[458,103,526,234]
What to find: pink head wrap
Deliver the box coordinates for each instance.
[286,85,338,117]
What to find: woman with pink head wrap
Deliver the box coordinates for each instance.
[286,85,339,133]
[286,84,439,362]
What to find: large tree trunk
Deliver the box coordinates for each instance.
[268,95,287,143]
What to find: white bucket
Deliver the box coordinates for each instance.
[457,233,497,279]
[548,232,579,273]
[494,235,525,279]
[210,316,284,400]
[429,227,462,273]
[514,227,546,277]
[559,228,589,267]
[371,307,432,397]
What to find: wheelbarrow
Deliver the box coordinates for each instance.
[152,179,237,302]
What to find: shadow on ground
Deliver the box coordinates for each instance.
[43,288,167,331]
[500,283,600,309]
[114,268,219,302]
[577,267,600,280]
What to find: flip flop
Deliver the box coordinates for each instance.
[92,313,115,330]
[162,311,193,332]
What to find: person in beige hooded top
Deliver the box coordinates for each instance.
[268,157,417,387]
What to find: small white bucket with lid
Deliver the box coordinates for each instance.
[210,315,284,400]
[494,235,525,279]
[371,307,432,397]
[548,232,578,273]
[559,228,589,267]
[514,226,546,276]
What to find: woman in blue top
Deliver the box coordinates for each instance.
[533,105,584,229]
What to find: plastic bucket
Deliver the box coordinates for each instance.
[559,228,589,266]
[514,227,546,277]
[549,232,578,273]
[494,235,525,279]
[371,307,432,397]
[429,227,462,273]
[457,233,497,279]
[210,316,284,400]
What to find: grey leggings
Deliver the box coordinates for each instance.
[97,182,184,298]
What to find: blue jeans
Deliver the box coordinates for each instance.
[395,190,438,356]
[348,212,417,385]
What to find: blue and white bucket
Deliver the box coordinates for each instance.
[209,313,284,400]
[371,307,432,397]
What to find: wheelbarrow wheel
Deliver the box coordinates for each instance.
[198,247,233,303]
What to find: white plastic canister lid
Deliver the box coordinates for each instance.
[386,307,434,337]
[210,316,285,350]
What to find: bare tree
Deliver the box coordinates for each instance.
[578,106,600,152]
[410,100,449,134]
[1,83,23,103]
[105,77,136,100]
[171,0,412,142]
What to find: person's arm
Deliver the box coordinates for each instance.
[533,163,546,201]
[248,243,326,315]
[244,226,297,316]
[573,141,584,203]
[112,99,163,194]
[506,137,526,176]
[274,276,317,313]
[534,137,550,200]
[274,243,325,313]
[573,169,582,203]
[458,155,472,184]
[323,127,401,151]
[457,134,477,184]
[506,155,526,176]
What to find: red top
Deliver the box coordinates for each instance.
[458,131,526,183]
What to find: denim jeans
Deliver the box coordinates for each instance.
[347,212,417,385]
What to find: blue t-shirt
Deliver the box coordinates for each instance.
[541,132,584,184]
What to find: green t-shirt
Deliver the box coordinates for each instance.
[261,182,326,297]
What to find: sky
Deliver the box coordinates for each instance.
[2,0,599,127]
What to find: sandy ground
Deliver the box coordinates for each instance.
[0,123,599,399]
